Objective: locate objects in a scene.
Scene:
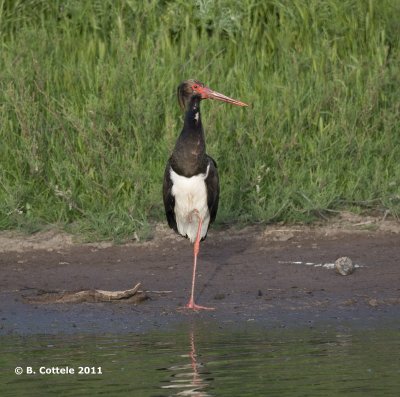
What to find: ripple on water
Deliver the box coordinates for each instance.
[0,326,399,396]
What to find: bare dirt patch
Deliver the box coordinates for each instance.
[0,212,399,253]
[0,213,399,334]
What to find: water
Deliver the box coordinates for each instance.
[1,325,399,396]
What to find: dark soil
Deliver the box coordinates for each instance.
[0,221,399,335]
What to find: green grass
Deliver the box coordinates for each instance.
[0,0,399,240]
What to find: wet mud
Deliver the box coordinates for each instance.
[0,218,399,334]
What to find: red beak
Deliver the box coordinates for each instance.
[200,86,248,107]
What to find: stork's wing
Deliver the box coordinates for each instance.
[163,159,178,233]
[205,155,220,225]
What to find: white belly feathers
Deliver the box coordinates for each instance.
[170,165,211,243]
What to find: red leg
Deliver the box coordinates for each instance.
[184,211,214,311]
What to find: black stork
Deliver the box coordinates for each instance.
[163,79,247,310]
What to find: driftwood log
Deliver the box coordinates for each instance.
[25,283,148,304]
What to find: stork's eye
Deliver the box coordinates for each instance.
[193,84,199,89]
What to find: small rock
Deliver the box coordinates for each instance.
[368,298,379,307]
[214,293,225,300]
[342,298,357,306]
[335,256,355,276]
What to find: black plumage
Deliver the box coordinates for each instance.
[162,79,247,310]
[163,89,219,241]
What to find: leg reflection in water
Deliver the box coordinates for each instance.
[160,330,212,396]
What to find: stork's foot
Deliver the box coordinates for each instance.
[183,299,215,311]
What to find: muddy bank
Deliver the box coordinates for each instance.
[0,216,399,335]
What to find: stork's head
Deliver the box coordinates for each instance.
[177,79,248,111]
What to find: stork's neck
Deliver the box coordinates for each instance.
[183,95,203,130]
[171,96,207,177]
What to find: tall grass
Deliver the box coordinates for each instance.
[0,0,399,239]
